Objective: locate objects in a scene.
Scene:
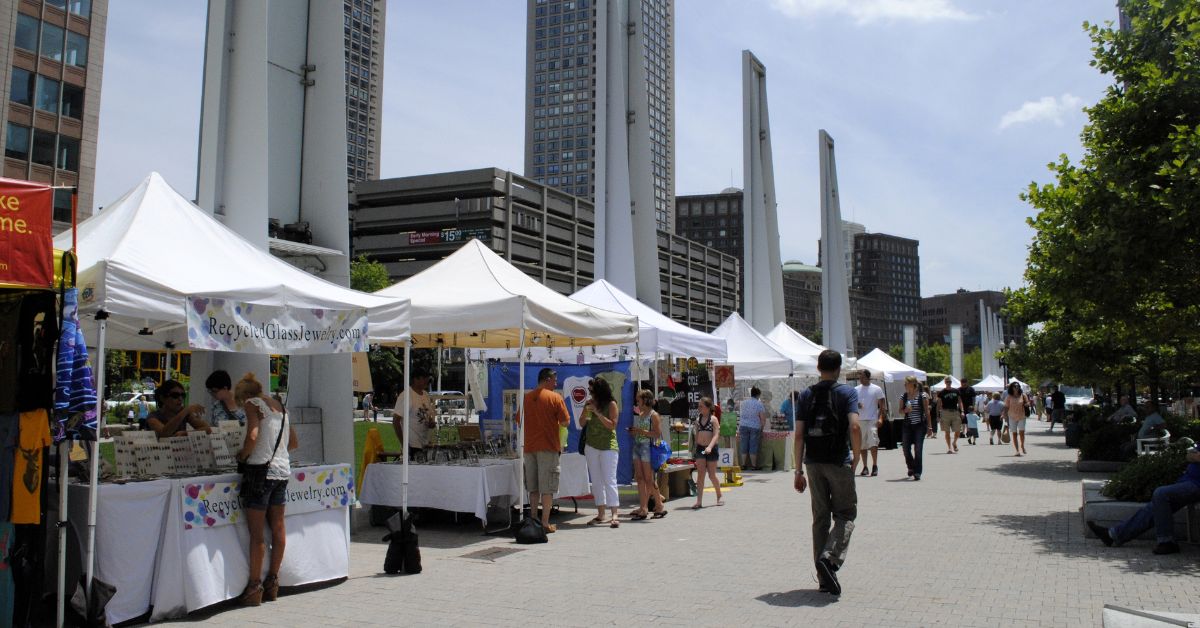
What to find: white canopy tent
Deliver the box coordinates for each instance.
[1009,377,1032,395]
[468,278,727,366]
[764,323,826,364]
[931,375,962,391]
[855,348,926,383]
[52,172,411,621]
[973,374,1007,393]
[370,239,639,517]
[712,313,809,378]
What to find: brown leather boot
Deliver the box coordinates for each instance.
[239,580,263,606]
[263,574,280,602]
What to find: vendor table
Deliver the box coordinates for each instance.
[360,454,592,523]
[66,463,352,624]
[360,460,519,525]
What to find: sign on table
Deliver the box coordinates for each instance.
[181,464,355,530]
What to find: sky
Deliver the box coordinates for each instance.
[94,0,1118,298]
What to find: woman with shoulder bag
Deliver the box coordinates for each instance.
[629,389,668,519]
[1004,382,1030,457]
[580,378,621,528]
[234,372,299,606]
[898,376,932,481]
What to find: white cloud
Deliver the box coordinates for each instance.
[997,94,1084,130]
[768,0,974,24]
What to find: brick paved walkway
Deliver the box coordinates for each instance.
[164,416,1199,627]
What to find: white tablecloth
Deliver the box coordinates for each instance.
[557,453,591,497]
[360,461,521,523]
[68,464,351,624]
[67,479,173,625]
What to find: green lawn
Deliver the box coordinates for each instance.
[99,420,401,478]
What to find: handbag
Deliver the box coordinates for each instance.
[650,438,672,471]
[1000,425,1011,444]
[577,414,590,455]
[514,515,548,544]
[239,404,286,500]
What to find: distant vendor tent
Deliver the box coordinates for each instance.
[854,348,926,383]
[712,313,815,378]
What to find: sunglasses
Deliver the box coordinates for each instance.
[166,392,186,399]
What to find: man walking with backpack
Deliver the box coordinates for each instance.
[794,350,862,596]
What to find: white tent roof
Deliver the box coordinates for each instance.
[571,280,726,359]
[371,239,638,348]
[52,172,409,351]
[1009,377,1032,394]
[973,374,1006,392]
[711,313,808,378]
[855,348,926,383]
[765,323,826,358]
[931,375,961,391]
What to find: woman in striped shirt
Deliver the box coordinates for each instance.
[897,376,932,481]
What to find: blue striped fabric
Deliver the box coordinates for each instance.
[53,288,97,442]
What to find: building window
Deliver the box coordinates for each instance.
[53,188,72,222]
[9,68,34,106]
[61,82,86,113]
[41,23,64,62]
[57,135,79,171]
[5,123,30,159]
[15,14,39,51]
[31,129,56,166]
[65,32,88,67]
[35,76,59,113]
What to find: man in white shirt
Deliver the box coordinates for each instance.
[853,370,887,477]
[393,368,436,458]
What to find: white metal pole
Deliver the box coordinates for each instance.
[436,341,443,392]
[85,311,108,602]
[516,322,527,514]
[164,342,173,382]
[56,441,68,628]
[402,342,411,515]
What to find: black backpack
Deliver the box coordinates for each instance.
[804,381,849,464]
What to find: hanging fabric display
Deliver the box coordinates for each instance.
[53,287,97,442]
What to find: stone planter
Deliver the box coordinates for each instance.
[1080,479,1198,542]
[1076,453,1125,473]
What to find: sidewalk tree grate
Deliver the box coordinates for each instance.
[461,547,526,562]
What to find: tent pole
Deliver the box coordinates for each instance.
[164,341,174,382]
[56,441,68,628]
[516,322,526,519]
[436,341,443,392]
[402,342,411,516]
[85,310,108,603]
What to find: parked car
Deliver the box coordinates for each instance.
[1059,385,1095,410]
[103,391,156,413]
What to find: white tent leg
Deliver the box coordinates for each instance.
[56,441,68,628]
[85,312,108,604]
[164,341,173,382]
[436,343,442,392]
[402,343,411,516]
[516,324,526,518]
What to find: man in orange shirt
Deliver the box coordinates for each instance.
[519,368,570,532]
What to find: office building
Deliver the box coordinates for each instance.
[343,0,385,182]
[523,0,675,233]
[0,0,107,231]
[782,260,822,339]
[850,232,920,356]
[351,168,736,330]
[921,289,1018,349]
[674,188,744,309]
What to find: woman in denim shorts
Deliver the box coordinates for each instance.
[629,389,667,520]
[234,372,298,606]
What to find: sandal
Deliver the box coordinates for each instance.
[859,467,869,477]
[630,513,648,521]
[651,510,668,518]
[691,503,703,510]
[715,499,724,507]
[610,519,620,528]
[587,517,604,526]
[239,580,263,607]
[262,574,279,602]
[870,466,878,477]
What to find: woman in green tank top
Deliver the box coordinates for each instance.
[580,377,621,527]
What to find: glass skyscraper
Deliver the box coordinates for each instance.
[523,0,675,232]
[343,0,385,183]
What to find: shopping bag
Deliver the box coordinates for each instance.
[650,438,672,471]
[1000,426,1011,444]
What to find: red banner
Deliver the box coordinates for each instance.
[0,178,54,287]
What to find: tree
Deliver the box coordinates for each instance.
[1006,0,1200,400]
[349,255,391,293]
[916,344,950,376]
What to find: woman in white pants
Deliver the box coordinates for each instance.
[581,377,621,527]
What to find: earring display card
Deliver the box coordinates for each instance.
[210,435,237,468]
[168,436,197,474]
[188,431,216,469]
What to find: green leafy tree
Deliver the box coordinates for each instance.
[349,255,391,293]
[916,344,950,376]
[1006,0,1200,400]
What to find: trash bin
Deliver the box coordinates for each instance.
[1065,422,1082,448]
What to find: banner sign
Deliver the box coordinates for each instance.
[0,178,54,287]
[186,297,368,355]
[481,360,635,485]
[182,464,355,530]
[408,227,491,246]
